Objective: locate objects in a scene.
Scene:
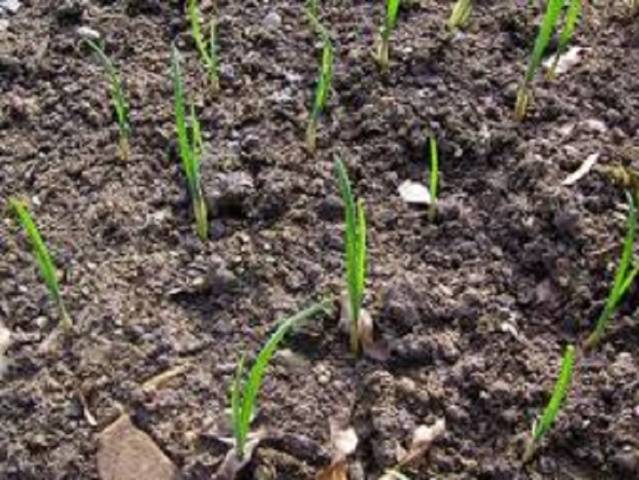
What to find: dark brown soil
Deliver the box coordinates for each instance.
[2,0,639,479]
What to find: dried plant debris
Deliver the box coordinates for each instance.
[316,420,359,480]
[396,419,446,468]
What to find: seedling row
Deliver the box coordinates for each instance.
[4,0,637,477]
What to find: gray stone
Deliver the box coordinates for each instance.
[263,11,282,30]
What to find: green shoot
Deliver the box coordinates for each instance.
[523,345,576,463]
[306,35,333,154]
[306,0,319,18]
[171,45,208,241]
[376,0,401,73]
[428,136,439,222]
[515,0,564,120]
[585,191,638,350]
[305,1,328,40]
[187,0,220,95]
[547,0,581,80]
[334,158,367,354]
[448,0,472,29]
[85,39,130,161]
[230,298,333,459]
[8,199,72,330]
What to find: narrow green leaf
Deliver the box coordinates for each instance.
[524,0,565,84]
[586,191,637,349]
[356,199,367,307]
[532,345,575,441]
[334,158,360,328]
[85,39,129,141]
[384,0,401,40]
[429,136,439,202]
[234,299,332,457]
[9,199,72,329]
[9,199,60,301]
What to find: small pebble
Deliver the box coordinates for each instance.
[263,11,282,30]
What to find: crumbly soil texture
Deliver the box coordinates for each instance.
[2,0,639,479]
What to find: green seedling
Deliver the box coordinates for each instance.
[448,0,472,29]
[523,345,576,463]
[428,136,439,222]
[9,199,72,330]
[231,298,333,459]
[85,39,130,161]
[546,0,582,80]
[306,0,319,18]
[171,45,208,241]
[306,36,333,154]
[376,0,401,73]
[515,0,564,120]
[187,0,220,95]
[585,191,638,350]
[306,1,329,40]
[334,158,367,354]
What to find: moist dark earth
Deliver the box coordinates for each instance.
[1,0,639,479]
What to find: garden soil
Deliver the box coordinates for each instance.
[1,0,639,479]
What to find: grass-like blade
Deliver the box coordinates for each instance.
[515,0,565,120]
[448,0,472,29]
[231,298,333,458]
[585,191,637,349]
[547,0,581,79]
[335,158,367,354]
[523,345,576,463]
[84,39,130,161]
[428,136,439,222]
[171,45,208,241]
[306,35,333,154]
[188,0,220,95]
[9,199,72,330]
[376,0,401,73]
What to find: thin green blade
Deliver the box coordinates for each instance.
[525,0,565,84]
[9,199,61,302]
[532,345,575,441]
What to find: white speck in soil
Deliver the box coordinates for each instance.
[0,0,21,14]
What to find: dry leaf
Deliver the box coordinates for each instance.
[317,420,359,480]
[316,459,348,480]
[543,46,588,76]
[398,180,432,205]
[561,153,599,186]
[397,419,446,467]
[357,309,390,361]
[562,153,599,186]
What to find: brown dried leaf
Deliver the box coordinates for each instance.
[316,459,348,480]
[397,419,446,467]
[358,309,390,362]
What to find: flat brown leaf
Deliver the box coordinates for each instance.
[316,459,348,480]
[397,419,446,467]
